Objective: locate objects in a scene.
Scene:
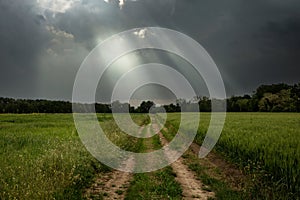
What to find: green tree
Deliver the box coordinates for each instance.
[138,101,155,113]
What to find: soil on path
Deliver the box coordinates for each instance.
[85,118,245,200]
[83,126,146,200]
[84,156,135,200]
[152,122,215,200]
[189,143,247,191]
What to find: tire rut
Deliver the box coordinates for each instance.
[152,121,215,200]
[84,126,145,200]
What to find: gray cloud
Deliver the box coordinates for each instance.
[0,0,300,100]
[0,0,51,98]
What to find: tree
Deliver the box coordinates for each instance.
[199,96,211,112]
[291,83,300,112]
[255,83,291,99]
[258,89,296,112]
[236,99,249,112]
[138,101,155,113]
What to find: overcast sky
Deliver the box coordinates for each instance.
[1,0,300,101]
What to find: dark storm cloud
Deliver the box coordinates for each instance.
[261,17,300,52]
[51,0,178,50]
[225,0,300,93]
[0,0,300,100]
[243,17,300,86]
[165,0,300,95]
[0,0,50,98]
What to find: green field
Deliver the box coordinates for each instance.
[0,113,299,199]
[0,114,148,199]
[165,112,300,199]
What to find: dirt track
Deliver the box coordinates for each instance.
[152,122,215,200]
[85,119,243,199]
[85,168,131,199]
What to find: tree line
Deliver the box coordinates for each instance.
[227,83,300,112]
[0,83,299,113]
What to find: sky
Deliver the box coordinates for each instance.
[0,0,300,102]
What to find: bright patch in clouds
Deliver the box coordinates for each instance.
[37,0,80,13]
[119,0,125,9]
[103,0,140,10]
[46,26,74,39]
[134,28,147,38]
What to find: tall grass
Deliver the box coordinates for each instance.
[166,112,300,199]
[0,113,149,199]
[0,114,105,199]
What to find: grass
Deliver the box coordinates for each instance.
[0,113,149,199]
[159,123,244,200]
[184,152,244,200]
[1,112,299,199]
[0,114,106,199]
[125,126,182,199]
[165,112,300,199]
[125,167,182,200]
